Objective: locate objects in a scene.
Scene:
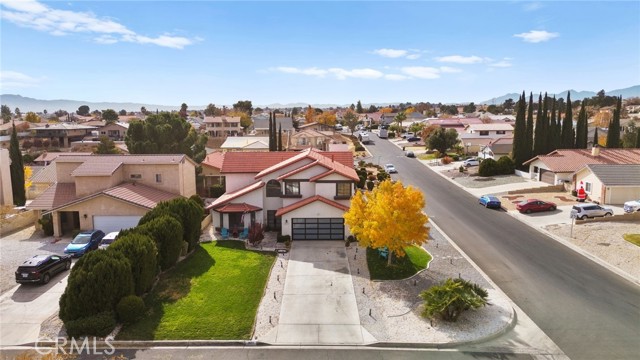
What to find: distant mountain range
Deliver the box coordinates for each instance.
[478,85,640,105]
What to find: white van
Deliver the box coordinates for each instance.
[98,231,120,250]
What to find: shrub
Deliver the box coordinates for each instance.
[571,189,578,197]
[388,132,395,138]
[64,311,116,338]
[478,158,499,177]
[116,295,145,324]
[420,278,488,322]
[377,170,389,182]
[209,184,225,198]
[189,194,205,208]
[432,150,441,158]
[22,140,33,150]
[139,197,203,253]
[441,156,453,165]
[38,214,54,236]
[59,250,134,322]
[355,144,365,152]
[108,233,158,295]
[277,234,289,243]
[452,155,460,161]
[247,222,265,246]
[50,139,60,148]
[136,215,184,271]
[496,156,515,175]
[366,181,375,191]
[358,160,366,167]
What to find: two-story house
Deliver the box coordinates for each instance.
[459,123,514,154]
[31,123,98,148]
[204,116,242,137]
[206,148,357,240]
[27,154,196,237]
[253,116,294,136]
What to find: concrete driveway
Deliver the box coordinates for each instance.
[264,241,374,345]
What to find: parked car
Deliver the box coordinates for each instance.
[570,203,614,220]
[15,254,71,284]
[98,231,120,250]
[479,195,502,209]
[623,199,640,213]
[516,199,557,213]
[406,136,421,142]
[405,150,415,158]
[402,132,415,139]
[463,158,480,167]
[64,230,105,257]
[384,164,397,173]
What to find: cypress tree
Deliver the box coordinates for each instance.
[278,123,283,151]
[561,91,574,148]
[593,126,599,147]
[606,96,622,148]
[9,122,26,206]
[541,93,550,153]
[512,92,527,170]
[268,112,274,151]
[525,92,535,161]
[533,93,545,156]
[635,128,640,148]
[575,100,588,149]
[549,96,559,151]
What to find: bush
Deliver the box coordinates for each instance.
[452,155,460,161]
[277,234,290,243]
[441,156,453,165]
[108,233,158,295]
[59,250,134,322]
[366,181,375,191]
[64,311,116,338]
[377,170,390,182]
[136,215,184,271]
[459,165,465,173]
[247,222,265,246]
[116,295,145,324]
[388,132,396,138]
[139,197,203,253]
[478,158,499,177]
[355,144,365,152]
[571,189,578,197]
[38,214,54,236]
[209,184,225,198]
[189,194,205,208]
[496,156,515,175]
[420,278,488,322]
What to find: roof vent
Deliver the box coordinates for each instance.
[591,144,600,157]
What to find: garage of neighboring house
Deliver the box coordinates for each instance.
[276,195,350,241]
[539,169,555,184]
[93,216,142,234]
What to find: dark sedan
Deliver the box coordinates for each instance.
[516,199,557,214]
[15,254,72,284]
[479,195,502,209]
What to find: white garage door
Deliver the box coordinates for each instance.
[608,187,640,205]
[93,216,141,233]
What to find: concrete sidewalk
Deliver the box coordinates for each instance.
[261,241,375,345]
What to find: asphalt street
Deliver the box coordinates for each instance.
[367,135,640,360]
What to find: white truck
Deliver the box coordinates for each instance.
[358,131,371,144]
[623,199,640,213]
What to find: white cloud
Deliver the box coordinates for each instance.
[373,48,408,58]
[513,30,559,43]
[0,0,198,49]
[384,74,411,81]
[0,70,44,88]
[439,66,462,73]
[400,67,441,79]
[406,54,421,60]
[435,55,485,64]
[489,60,512,68]
[273,67,329,77]
[328,68,383,80]
[523,2,544,11]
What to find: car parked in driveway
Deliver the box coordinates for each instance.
[463,158,480,167]
[516,199,557,213]
[623,199,640,213]
[479,195,502,209]
[405,150,415,158]
[64,230,105,257]
[384,164,397,173]
[98,231,120,250]
[406,136,421,142]
[570,203,614,219]
[15,254,71,284]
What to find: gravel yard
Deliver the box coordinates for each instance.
[452,173,527,188]
[544,222,640,280]
[0,226,70,295]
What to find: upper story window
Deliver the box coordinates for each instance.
[130,174,142,180]
[266,179,281,197]
[155,174,162,183]
[335,183,352,199]
[284,181,300,196]
[496,130,506,135]
[479,131,489,136]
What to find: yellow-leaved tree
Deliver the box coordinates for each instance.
[24,166,33,191]
[317,111,337,126]
[344,180,429,265]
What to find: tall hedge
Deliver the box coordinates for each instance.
[59,250,134,322]
[496,156,515,175]
[478,158,499,177]
[137,215,183,270]
[108,233,158,295]
[139,197,203,253]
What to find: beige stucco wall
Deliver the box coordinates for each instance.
[201,164,222,177]
[576,171,602,202]
[0,148,13,206]
[75,167,124,197]
[55,162,82,183]
[58,195,148,231]
[180,160,196,197]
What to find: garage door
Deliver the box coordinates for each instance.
[292,218,344,241]
[93,216,141,233]
[608,187,640,205]
[540,169,555,184]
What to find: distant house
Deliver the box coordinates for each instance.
[573,164,640,205]
[204,116,242,137]
[200,152,226,197]
[478,136,513,160]
[27,154,196,236]
[99,122,129,141]
[298,122,334,132]
[253,117,294,136]
[33,152,93,166]
[220,137,270,152]
[465,123,514,138]
[0,121,31,149]
[31,123,97,148]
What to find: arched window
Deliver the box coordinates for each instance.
[266,179,281,197]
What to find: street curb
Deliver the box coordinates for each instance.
[19,340,270,349]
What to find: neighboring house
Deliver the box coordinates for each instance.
[465,123,514,138]
[478,136,513,160]
[0,121,31,149]
[253,117,294,136]
[204,116,242,137]
[27,154,196,237]
[27,164,56,200]
[573,164,640,205]
[0,149,13,206]
[33,152,93,166]
[220,137,270,152]
[523,147,640,185]
[98,122,129,141]
[289,129,334,151]
[200,152,226,197]
[380,113,397,126]
[31,123,97,148]
[205,148,357,240]
[298,122,334,132]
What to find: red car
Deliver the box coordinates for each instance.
[516,199,557,214]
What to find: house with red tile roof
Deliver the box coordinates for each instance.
[523,147,640,185]
[27,154,197,237]
[205,148,357,240]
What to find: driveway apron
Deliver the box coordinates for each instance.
[267,241,374,345]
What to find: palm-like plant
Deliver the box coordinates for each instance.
[420,278,489,322]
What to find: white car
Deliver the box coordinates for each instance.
[98,231,120,250]
[463,158,480,167]
[623,199,640,213]
[384,164,397,173]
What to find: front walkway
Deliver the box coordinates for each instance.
[260,241,375,345]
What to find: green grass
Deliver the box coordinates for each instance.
[117,241,276,340]
[623,234,640,247]
[367,245,432,280]
[417,152,459,160]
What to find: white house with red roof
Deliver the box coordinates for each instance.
[205,148,357,240]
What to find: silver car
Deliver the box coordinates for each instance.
[570,203,613,220]
[384,164,397,173]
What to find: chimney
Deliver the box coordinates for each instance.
[591,144,600,157]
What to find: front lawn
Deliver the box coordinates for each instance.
[367,245,432,280]
[623,233,640,247]
[117,241,275,340]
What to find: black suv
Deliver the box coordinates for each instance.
[15,254,72,284]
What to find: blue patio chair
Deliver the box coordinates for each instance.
[220,228,229,240]
[378,247,389,260]
[239,228,249,239]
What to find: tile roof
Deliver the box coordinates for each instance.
[206,181,265,210]
[201,152,225,169]
[275,195,349,217]
[220,137,270,149]
[100,182,180,209]
[214,203,262,213]
[255,148,357,180]
[71,161,123,176]
[524,148,640,173]
[203,116,241,123]
[53,154,193,166]
[467,123,514,131]
[291,129,332,138]
[31,123,97,130]
[582,164,640,186]
[253,117,294,131]
[220,150,353,173]
[34,152,92,163]
[31,164,57,183]
[26,183,77,210]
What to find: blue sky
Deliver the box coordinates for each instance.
[1,0,639,107]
